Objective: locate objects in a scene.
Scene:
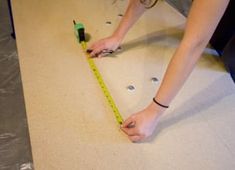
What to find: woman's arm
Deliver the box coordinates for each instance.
[89,0,146,57]
[112,0,146,40]
[121,0,230,142]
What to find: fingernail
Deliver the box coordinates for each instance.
[86,49,93,53]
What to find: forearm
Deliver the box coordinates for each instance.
[154,40,205,107]
[112,0,146,40]
[154,0,230,107]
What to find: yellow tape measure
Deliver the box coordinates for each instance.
[80,41,124,125]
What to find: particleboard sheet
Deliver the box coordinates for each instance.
[12,0,235,169]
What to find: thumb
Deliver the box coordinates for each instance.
[121,115,135,128]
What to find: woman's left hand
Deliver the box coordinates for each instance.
[121,102,164,142]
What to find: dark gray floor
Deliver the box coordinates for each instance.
[0,0,33,170]
[166,0,192,16]
[0,0,190,169]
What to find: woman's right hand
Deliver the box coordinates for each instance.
[87,35,122,58]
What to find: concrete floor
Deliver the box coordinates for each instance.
[0,0,33,169]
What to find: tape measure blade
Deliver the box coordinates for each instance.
[80,41,123,124]
[88,58,123,124]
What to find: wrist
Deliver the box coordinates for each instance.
[112,32,124,42]
[147,101,166,116]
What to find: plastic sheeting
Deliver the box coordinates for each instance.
[0,0,33,169]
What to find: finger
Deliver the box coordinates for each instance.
[86,49,93,54]
[97,50,114,58]
[126,121,136,128]
[89,52,102,58]
[90,47,104,57]
[88,42,105,56]
[117,46,122,52]
[121,126,138,136]
[97,53,106,58]
[129,135,142,143]
[102,49,114,54]
[121,116,135,128]
[88,39,106,54]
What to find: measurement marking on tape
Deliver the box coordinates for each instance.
[80,41,123,125]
